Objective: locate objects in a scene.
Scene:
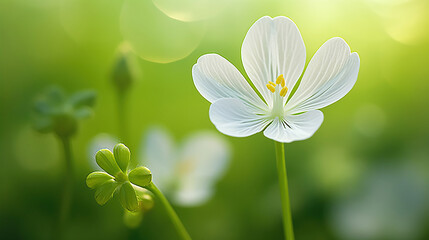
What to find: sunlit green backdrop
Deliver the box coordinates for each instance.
[1,0,428,239]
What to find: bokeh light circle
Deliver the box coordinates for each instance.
[151,0,229,22]
[120,0,206,64]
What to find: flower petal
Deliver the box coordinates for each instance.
[95,149,122,177]
[141,127,176,190]
[263,110,324,143]
[86,171,113,189]
[94,180,118,206]
[113,143,130,172]
[128,167,152,187]
[192,54,267,111]
[173,132,230,206]
[286,38,360,114]
[242,16,306,107]
[119,182,139,212]
[209,98,271,138]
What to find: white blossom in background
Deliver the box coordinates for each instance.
[88,128,230,206]
[192,16,360,143]
[141,127,230,206]
[330,164,428,240]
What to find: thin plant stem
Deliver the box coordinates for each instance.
[117,90,129,144]
[58,137,73,239]
[146,183,191,240]
[274,141,295,240]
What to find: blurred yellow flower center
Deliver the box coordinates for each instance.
[266,74,288,97]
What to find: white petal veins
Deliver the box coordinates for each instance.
[286,38,360,114]
[263,110,324,143]
[192,54,267,112]
[209,98,272,138]
[241,16,306,107]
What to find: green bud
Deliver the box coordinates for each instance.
[95,149,121,176]
[134,186,155,211]
[86,172,113,189]
[94,180,118,205]
[113,143,130,172]
[139,194,154,211]
[52,113,77,138]
[119,182,138,212]
[112,54,133,92]
[123,210,143,229]
[69,90,97,108]
[128,167,152,187]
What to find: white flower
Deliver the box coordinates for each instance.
[192,16,360,143]
[88,128,230,206]
[141,127,230,206]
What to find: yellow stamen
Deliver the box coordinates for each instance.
[268,81,276,87]
[281,77,285,88]
[266,84,275,93]
[280,86,288,97]
[276,74,285,85]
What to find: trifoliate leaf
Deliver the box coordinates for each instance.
[94,180,118,205]
[74,107,92,119]
[69,90,97,108]
[113,143,130,172]
[119,182,138,212]
[95,149,121,176]
[86,172,113,189]
[128,167,152,187]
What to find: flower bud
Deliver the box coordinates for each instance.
[111,53,133,93]
[95,149,121,176]
[123,210,143,229]
[128,167,152,187]
[139,194,154,211]
[94,180,118,205]
[86,172,113,189]
[52,112,77,138]
[113,143,130,172]
[119,182,138,212]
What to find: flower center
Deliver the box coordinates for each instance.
[266,74,288,118]
[266,74,288,97]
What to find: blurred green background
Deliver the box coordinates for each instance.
[1,0,428,239]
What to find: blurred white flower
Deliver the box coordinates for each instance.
[88,128,230,206]
[330,164,428,240]
[141,127,230,206]
[192,16,360,143]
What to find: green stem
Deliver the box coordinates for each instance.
[146,183,191,240]
[58,137,73,239]
[274,141,295,240]
[117,90,129,144]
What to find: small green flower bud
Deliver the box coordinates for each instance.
[113,143,130,172]
[128,167,152,187]
[52,113,77,138]
[119,182,138,212]
[111,53,133,93]
[86,172,113,189]
[139,194,155,211]
[95,149,121,176]
[123,210,143,229]
[134,187,155,211]
[94,180,118,205]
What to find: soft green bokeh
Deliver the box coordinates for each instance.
[1,0,428,239]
